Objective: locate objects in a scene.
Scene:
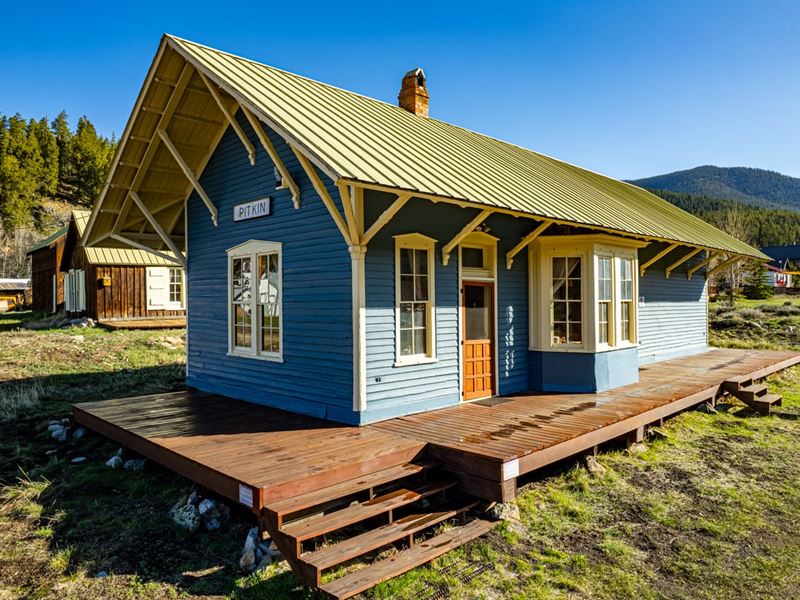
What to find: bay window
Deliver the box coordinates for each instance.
[228,240,282,361]
[530,234,645,353]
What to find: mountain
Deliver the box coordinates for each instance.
[648,189,800,248]
[629,166,800,211]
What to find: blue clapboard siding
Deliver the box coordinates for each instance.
[529,346,639,392]
[186,111,356,423]
[638,243,709,364]
[360,195,530,422]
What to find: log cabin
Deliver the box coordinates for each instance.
[72,35,796,597]
[28,209,186,324]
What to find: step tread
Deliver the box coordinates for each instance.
[739,383,768,395]
[282,479,459,542]
[302,498,480,571]
[319,518,497,600]
[751,393,782,405]
[267,460,437,517]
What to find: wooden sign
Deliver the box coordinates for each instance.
[233,197,271,222]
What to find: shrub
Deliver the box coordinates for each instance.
[0,380,43,421]
[736,308,764,320]
[776,305,800,316]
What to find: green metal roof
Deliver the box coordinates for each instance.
[27,226,68,255]
[93,35,763,260]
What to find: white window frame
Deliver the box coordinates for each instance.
[394,233,437,367]
[529,234,644,353]
[168,267,185,309]
[226,240,283,362]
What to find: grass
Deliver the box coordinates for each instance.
[2,308,800,599]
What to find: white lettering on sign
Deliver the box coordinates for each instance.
[233,197,271,222]
[238,484,254,508]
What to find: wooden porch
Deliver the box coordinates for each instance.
[72,348,800,598]
[98,316,186,330]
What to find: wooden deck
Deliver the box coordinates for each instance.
[73,348,800,509]
[99,317,186,330]
[372,348,800,499]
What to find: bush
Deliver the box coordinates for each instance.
[0,381,42,421]
[736,308,764,320]
[776,305,800,316]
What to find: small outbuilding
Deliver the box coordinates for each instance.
[28,209,186,324]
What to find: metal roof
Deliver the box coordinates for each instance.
[84,35,765,260]
[72,210,181,266]
[166,36,764,259]
[27,226,68,255]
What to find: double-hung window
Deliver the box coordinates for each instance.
[169,268,184,305]
[228,241,282,361]
[619,257,634,342]
[597,256,613,345]
[395,234,436,365]
[552,256,582,345]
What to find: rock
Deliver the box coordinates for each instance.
[628,442,648,454]
[51,425,68,442]
[69,334,85,343]
[486,501,521,522]
[582,454,606,475]
[123,459,145,471]
[648,427,669,441]
[45,449,58,456]
[253,553,272,572]
[204,517,222,531]
[266,541,282,559]
[187,491,199,506]
[106,455,123,469]
[96,571,108,578]
[786,325,795,334]
[239,548,256,571]
[240,526,260,571]
[198,498,217,516]
[171,503,200,532]
[698,402,718,414]
[70,456,87,464]
[72,427,86,440]
[47,420,61,428]
[86,318,96,328]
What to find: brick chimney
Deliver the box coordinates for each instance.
[398,68,429,117]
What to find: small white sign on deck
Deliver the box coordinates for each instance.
[233,197,271,222]
[238,484,254,508]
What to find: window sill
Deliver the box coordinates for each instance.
[226,350,284,363]
[529,342,639,354]
[393,356,438,368]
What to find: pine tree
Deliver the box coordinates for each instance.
[0,114,43,230]
[51,110,73,195]
[32,117,58,196]
[71,115,114,205]
[742,266,774,300]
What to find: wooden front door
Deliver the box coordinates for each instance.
[462,281,495,400]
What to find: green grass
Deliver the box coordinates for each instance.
[3,311,800,598]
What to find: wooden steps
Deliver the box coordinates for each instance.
[282,479,458,546]
[318,518,497,600]
[723,377,782,415]
[259,459,494,598]
[268,460,437,526]
[302,497,481,572]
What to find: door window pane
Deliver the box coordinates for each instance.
[465,285,491,340]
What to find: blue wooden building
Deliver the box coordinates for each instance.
[82,35,765,426]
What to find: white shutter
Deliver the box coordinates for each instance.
[64,272,73,312]
[146,267,169,310]
[76,270,86,312]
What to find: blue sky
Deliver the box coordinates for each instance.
[2,1,798,180]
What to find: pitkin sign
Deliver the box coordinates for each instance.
[233,197,271,222]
